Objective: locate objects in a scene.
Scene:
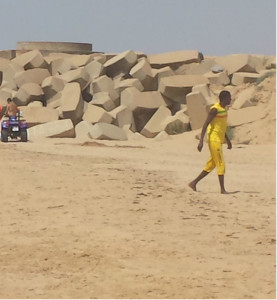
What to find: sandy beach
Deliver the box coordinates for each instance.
[0,130,275,299]
[0,3,275,298]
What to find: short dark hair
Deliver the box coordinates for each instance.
[7,98,12,103]
[219,90,231,101]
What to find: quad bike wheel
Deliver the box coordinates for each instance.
[21,130,28,142]
[1,129,8,142]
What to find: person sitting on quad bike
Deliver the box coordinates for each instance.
[5,98,19,118]
[1,98,27,142]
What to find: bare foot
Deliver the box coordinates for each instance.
[188,182,197,191]
[221,190,229,194]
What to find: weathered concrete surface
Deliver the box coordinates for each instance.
[44,91,62,108]
[1,62,24,89]
[27,119,75,140]
[19,106,59,126]
[41,76,66,100]
[27,101,43,107]
[232,86,256,109]
[104,50,137,78]
[14,68,51,87]
[121,87,167,111]
[192,84,215,106]
[148,50,200,69]
[59,82,84,124]
[0,46,275,141]
[231,72,260,85]
[84,59,104,80]
[0,88,16,106]
[121,87,168,132]
[115,78,144,92]
[228,106,266,127]
[109,105,134,128]
[14,82,44,106]
[75,120,94,139]
[140,106,171,138]
[186,91,210,130]
[50,58,77,75]
[163,113,190,135]
[91,92,116,112]
[159,75,209,103]
[0,50,16,60]
[82,104,113,124]
[0,57,10,74]
[17,41,93,53]
[58,67,90,90]
[89,122,127,140]
[130,57,154,90]
[91,75,114,93]
[175,58,216,75]
[12,49,48,70]
[90,75,119,104]
[215,54,263,75]
[59,54,94,67]
[152,66,175,90]
[204,70,230,85]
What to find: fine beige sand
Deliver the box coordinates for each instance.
[0,129,275,299]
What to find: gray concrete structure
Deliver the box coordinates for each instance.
[82,104,113,124]
[104,50,137,78]
[12,49,48,70]
[186,91,210,130]
[58,67,90,90]
[215,54,263,75]
[59,82,84,124]
[130,57,154,91]
[14,82,44,106]
[158,75,209,103]
[140,106,171,138]
[27,119,75,140]
[228,106,266,127]
[231,72,260,85]
[148,50,200,69]
[91,92,116,112]
[109,105,134,129]
[14,68,51,87]
[17,41,93,54]
[41,76,66,100]
[20,106,59,126]
[75,120,94,139]
[89,123,127,140]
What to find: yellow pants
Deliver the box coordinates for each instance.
[203,140,225,175]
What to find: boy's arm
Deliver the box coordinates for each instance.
[225,133,232,149]
[198,108,217,152]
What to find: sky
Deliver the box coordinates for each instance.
[0,0,276,56]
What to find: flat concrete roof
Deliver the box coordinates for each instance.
[17,41,93,53]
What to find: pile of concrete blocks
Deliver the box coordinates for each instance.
[0,48,275,140]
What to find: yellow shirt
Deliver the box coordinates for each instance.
[207,102,227,143]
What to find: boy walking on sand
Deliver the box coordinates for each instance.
[189,90,232,194]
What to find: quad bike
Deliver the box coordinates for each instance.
[1,111,28,142]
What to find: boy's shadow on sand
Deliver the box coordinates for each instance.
[192,190,260,195]
[222,190,261,195]
[226,190,240,194]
